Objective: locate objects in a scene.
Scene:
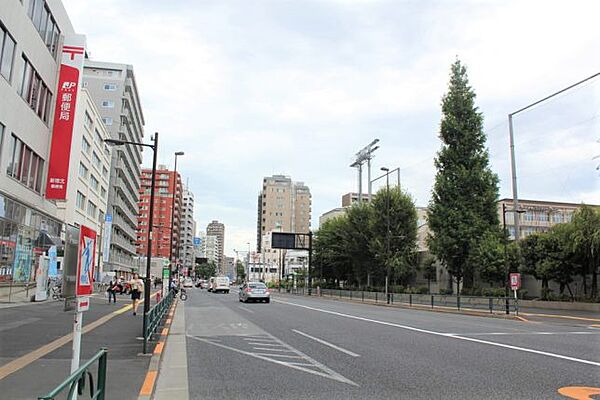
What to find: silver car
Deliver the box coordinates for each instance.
[239,282,270,303]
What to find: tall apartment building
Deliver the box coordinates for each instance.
[0,0,74,282]
[55,89,112,275]
[83,60,145,274]
[256,175,311,253]
[179,186,196,270]
[136,166,182,261]
[206,220,225,273]
[204,234,218,266]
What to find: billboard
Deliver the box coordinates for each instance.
[76,226,96,297]
[45,34,86,200]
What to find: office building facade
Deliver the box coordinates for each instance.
[179,187,196,270]
[206,220,225,273]
[83,60,145,274]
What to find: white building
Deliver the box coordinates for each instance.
[204,234,219,266]
[179,186,196,270]
[0,0,75,282]
[56,89,111,276]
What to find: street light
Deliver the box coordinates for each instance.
[105,132,158,354]
[169,151,184,283]
[380,167,391,304]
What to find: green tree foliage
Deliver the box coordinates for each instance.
[195,261,217,279]
[570,205,600,298]
[427,60,500,293]
[471,231,505,286]
[235,260,246,282]
[313,187,418,288]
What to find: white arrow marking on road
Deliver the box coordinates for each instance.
[292,329,360,357]
[274,299,600,368]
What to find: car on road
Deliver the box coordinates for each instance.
[239,282,270,303]
[211,276,230,293]
[183,278,193,288]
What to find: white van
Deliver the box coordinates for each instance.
[212,276,230,294]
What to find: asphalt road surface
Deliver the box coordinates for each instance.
[185,289,600,400]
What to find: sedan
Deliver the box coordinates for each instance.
[183,278,193,288]
[239,282,270,303]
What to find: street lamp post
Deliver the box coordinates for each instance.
[169,151,184,283]
[105,132,158,354]
[502,203,525,314]
[380,167,391,304]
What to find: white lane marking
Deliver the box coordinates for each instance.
[247,342,286,347]
[449,331,600,336]
[253,347,295,352]
[188,334,358,386]
[238,306,255,314]
[273,299,600,368]
[253,353,303,359]
[292,329,360,357]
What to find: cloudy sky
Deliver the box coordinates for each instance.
[63,0,600,256]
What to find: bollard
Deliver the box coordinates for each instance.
[505,298,510,315]
[409,294,412,306]
[457,295,461,310]
[489,298,493,314]
[431,295,434,309]
[375,292,378,303]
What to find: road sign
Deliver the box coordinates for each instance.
[76,225,96,297]
[193,237,201,246]
[163,258,171,267]
[510,273,521,290]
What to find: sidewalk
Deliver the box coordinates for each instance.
[151,299,189,399]
[0,292,160,399]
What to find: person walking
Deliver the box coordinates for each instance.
[129,273,144,316]
[107,277,118,304]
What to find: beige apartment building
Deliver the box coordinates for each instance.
[256,175,312,253]
[207,220,225,273]
[498,198,593,239]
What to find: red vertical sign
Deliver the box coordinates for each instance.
[76,225,96,297]
[46,36,86,200]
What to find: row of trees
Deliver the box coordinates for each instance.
[314,187,418,288]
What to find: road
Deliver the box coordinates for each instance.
[184,288,600,400]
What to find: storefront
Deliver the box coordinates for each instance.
[0,193,62,283]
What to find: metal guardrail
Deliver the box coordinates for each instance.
[38,348,107,400]
[288,287,518,314]
[144,289,175,351]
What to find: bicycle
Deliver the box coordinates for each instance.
[179,287,188,301]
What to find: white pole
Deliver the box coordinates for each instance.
[70,309,83,400]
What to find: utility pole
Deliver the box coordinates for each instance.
[381,167,390,304]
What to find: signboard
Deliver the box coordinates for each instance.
[62,225,80,301]
[102,214,112,263]
[77,296,90,312]
[45,34,86,200]
[162,267,170,280]
[271,232,311,250]
[510,273,521,291]
[76,226,96,297]
[48,245,58,277]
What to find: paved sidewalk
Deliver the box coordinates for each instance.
[153,298,189,399]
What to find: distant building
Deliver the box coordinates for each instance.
[179,187,196,270]
[341,192,372,207]
[207,220,225,272]
[224,256,235,279]
[318,208,347,227]
[204,235,219,266]
[498,198,596,240]
[136,166,182,261]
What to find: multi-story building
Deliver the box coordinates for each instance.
[256,175,311,253]
[136,166,182,261]
[318,207,346,227]
[179,186,196,270]
[224,256,235,279]
[498,198,594,240]
[206,220,225,273]
[55,89,111,275]
[0,0,75,282]
[83,60,144,274]
[204,234,219,267]
[341,192,372,207]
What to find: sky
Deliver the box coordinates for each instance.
[62,0,600,256]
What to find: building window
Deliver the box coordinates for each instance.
[0,24,16,81]
[100,186,107,198]
[103,83,117,91]
[90,174,99,191]
[6,134,45,193]
[19,56,53,122]
[76,191,85,209]
[78,162,88,178]
[82,137,91,153]
[101,100,114,108]
[87,201,97,218]
[27,0,61,57]
[84,111,93,130]
[92,151,101,169]
[102,117,113,126]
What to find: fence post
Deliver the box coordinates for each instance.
[489,298,493,314]
[431,295,434,309]
[97,348,107,400]
[457,295,461,310]
[339,289,342,298]
[350,290,352,300]
[409,294,412,306]
[375,292,378,303]
[390,293,393,304]
[362,291,364,302]
[505,297,510,315]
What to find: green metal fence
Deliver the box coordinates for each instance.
[38,348,107,400]
[144,289,175,352]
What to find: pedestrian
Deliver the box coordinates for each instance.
[129,273,144,316]
[107,277,117,304]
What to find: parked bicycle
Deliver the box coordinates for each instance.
[179,287,188,301]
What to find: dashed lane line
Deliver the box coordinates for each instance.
[273,299,600,368]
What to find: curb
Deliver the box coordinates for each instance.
[137,299,178,400]
[278,293,521,321]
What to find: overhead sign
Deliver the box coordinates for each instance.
[45,34,86,200]
[76,225,96,297]
[510,273,521,291]
[271,232,311,250]
[193,237,201,246]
